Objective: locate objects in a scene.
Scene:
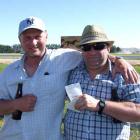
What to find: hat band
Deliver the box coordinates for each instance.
[80,36,109,44]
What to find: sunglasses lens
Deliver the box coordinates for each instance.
[81,43,107,52]
[94,43,107,50]
[81,45,92,52]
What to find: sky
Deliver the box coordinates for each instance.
[0,0,140,48]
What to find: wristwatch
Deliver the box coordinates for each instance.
[98,99,105,114]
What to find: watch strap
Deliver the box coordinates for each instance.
[98,99,105,114]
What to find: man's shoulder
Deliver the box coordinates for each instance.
[49,48,81,55]
[47,48,82,60]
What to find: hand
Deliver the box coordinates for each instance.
[74,94,99,111]
[13,94,37,112]
[112,58,139,84]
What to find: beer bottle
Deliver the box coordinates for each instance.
[12,83,23,120]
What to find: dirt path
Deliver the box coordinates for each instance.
[127,60,140,66]
[0,59,18,64]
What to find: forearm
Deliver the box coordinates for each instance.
[108,54,139,83]
[75,94,140,122]
[103,101,140,122]
[0,99,17,115]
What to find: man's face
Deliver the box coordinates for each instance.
[81,43,110,70]
[19,29,47,58]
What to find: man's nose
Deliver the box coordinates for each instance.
[89,48,97,54]
[32,39,38,46]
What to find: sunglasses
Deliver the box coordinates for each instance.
[81,43,108,52]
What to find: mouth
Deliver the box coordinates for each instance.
[34,45,38,48]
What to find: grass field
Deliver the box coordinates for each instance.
[112,53,140,56]
[0,119,3,128]
[0,63,8,72]
[134,66,140,73]
[0,63,140,73]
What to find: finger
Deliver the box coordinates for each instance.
[29,96,37,103]
[76,96,84,102]
[126,64,139,83]
[75,102,86,111]
[28,103,36,110]
[129,69,139,83]
[121,69,129,84]
[126,67,139,84]
[75,99,85,109]
[132,68,139,83]
[127,69,135,84]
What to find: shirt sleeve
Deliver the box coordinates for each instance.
[118,84,140,103]
[49,48,82,73]
[0,71,9,100]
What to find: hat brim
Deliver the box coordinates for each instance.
[18,27,44,36]
[80,40,114,47]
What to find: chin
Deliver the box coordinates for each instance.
[28,52,41,57]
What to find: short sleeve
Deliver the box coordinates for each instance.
[0,71,9,100]
[118,84,140,103]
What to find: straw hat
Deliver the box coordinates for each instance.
[80,25,114,46]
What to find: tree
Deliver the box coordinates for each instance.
[110,45,121,53]
[46,44,61,49]
[0,45,14,53]
[12,44,22,53]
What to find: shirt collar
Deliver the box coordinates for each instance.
[13,48,49,70]
[78,59,113,80]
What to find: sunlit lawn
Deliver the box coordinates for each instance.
[112,53,140,56]
[134,66,140,74]
[0,119,3,128]
[0,63,8,72]
[130,128,140,140]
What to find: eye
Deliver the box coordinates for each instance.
[35,35,42,40]
[23,36,31,41]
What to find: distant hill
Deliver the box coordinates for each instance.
[121,48,140,54]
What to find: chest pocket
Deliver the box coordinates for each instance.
[35,72,68,97]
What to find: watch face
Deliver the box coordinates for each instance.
[100,101,105,107]
[100,102,105,107]
[98,100,105,114]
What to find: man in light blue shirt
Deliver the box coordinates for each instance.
[0,17,139,140]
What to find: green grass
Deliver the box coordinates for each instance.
[111,53,140,56]
[0,119,3,128]
[130,128,140,140]
[0,63,8,72]
[134,66,140,74]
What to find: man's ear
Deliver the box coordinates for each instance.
[107,47,110,52]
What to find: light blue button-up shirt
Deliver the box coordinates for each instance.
[0,48,82,140]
